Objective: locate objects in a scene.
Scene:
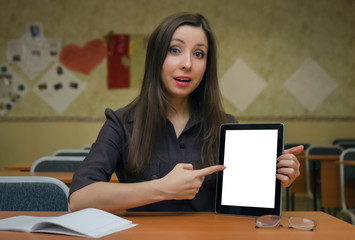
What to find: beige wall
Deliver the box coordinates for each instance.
[1,120,355,170]
[1,0,354,169]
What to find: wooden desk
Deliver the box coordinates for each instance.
[336,160,355,166]
[4,163,31,171]
[303,155,355,211]
[0,171,119,184]
[0,211,354,240]
[305,155,340,210]
[288,155,339,210]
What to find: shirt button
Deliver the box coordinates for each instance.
[179,141,185,149]
[151,175,158,179]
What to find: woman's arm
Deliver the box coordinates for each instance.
[69,164,225,213]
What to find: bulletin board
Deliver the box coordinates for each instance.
[0,21,148,121]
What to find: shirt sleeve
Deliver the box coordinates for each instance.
[69,108,129,196]
[226,113,238,123]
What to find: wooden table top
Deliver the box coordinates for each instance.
[336,160,355,166]
[0,171,118,184]
[0,211,354,240]
[4,163,31,171]
[297,155,340,161]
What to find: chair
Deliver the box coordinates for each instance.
[332,138,355,145]
[0,176,69,211]
[339,148,355,224]
[30,156,85,172]
[52,149,90,157]
[284,142,311,150]
[336,141,355,150]
[82,145,92,150]
[305,145,343,211]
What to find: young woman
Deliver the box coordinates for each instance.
[69,13,302,212]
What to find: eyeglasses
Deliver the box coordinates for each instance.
[255,215,317,231]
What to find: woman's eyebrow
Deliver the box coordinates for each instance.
[171,38,207,49]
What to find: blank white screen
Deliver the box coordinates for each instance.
[221,129,278,208]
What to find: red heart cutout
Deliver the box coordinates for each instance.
[59,39,107,74]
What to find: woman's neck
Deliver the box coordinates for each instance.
[167,97,190,138]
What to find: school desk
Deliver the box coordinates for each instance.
[0,211,354,240]
[0,171,118,184]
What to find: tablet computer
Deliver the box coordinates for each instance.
[215,123,284,216]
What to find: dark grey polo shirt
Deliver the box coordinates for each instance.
[70,107,237,211]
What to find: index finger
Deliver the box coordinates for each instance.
[194,165,226,177]
[284,145,304,155]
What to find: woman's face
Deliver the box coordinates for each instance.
[161,25,208,100]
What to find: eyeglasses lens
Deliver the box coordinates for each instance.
[256,215,280,227]
[289,217,315,230]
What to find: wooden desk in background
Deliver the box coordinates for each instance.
[301,155,355,211]
[0,171,119,184]
[0,211,354,240]
[4,163,31,171]
[336,160,355,166]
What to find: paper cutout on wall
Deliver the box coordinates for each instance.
[284,59,338,112]
[0,62,30,116]
[59,39,107,75]
[6,22,61,81]
[220,59,267,112]
[32,62,87,115]
[107,34,130,88]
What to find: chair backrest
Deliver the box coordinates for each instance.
[336,141,355,150]
[306,145,343,156]
[52,149,90,157]
[0,176,69,211]
[332,138,355,145]
[340,148,355,180]
[82,145,91,150]
[339,148,355,212]
[30,156,85,172]
[284,142,311,151]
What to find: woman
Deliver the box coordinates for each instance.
[69,12,301,212]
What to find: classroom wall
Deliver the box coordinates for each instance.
[0,0,354,170]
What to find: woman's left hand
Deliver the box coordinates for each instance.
[276,145,303,187]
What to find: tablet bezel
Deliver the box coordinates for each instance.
[215,123,284,217]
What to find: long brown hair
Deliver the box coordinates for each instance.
[124,12,227,179]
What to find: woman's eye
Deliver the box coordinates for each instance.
[169,46,181,54]
[194,51,205,58]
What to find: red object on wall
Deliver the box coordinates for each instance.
[107,34,130,88]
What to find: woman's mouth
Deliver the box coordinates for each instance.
[174,77,191,86]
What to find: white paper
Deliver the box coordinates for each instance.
[220,59,267,112]
[6,22,61,81]
[0,62,30,115]
[32,62,87,115]
[0,208,137,238]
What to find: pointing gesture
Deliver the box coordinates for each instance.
[157,163,226,200]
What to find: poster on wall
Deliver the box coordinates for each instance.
[32,62,87,115]
[0,63,29,116]
[106,34,130,88]
[6,22,61,81]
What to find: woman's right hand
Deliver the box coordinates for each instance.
[157,163,225,200]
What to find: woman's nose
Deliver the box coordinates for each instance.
[181,53,192,70]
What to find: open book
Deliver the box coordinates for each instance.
[0,208,137,238]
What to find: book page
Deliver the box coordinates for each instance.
[32,208,136,238]
[0,216,55,232]
[0,208,137,238]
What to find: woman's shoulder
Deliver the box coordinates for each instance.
[104,105,135,123]
[225,113,238,123]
